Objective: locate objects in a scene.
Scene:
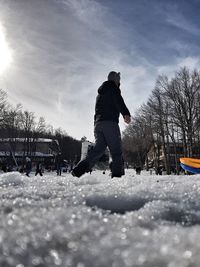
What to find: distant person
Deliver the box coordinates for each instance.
[72,71,131,178]
[2,162,7,172]
[25,157,32,177]
[35,162,43,176]
[156,166,162,175]
[136,166,142,175]
[55,152,62,176]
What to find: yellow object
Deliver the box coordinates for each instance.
[180,158,200,168]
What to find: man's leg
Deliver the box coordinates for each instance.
[102,122,123,177]
[72,123,107,177]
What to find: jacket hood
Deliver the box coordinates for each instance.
[98,80,119,95]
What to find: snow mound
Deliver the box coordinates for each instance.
[0,172,25,186]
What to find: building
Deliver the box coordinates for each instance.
[0,138,60,166]
[81,140,94,160]
[81,140,109,168]
[147,142,200,173]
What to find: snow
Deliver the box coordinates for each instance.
[1,169,200,266]
[0,172,25,186]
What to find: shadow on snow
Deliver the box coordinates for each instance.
[85,195,148,214]
[85,195,200,227]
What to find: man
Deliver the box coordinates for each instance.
[55,152,62,176]
[35,162,43,176]
[72,71,131,178]
[25,157,32,177]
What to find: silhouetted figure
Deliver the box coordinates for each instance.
[126,162,129,169]
[136,166,142,175]
[72,71,131,178]
[55,152,62,176]
[25,157,32,177]
[35,162,43,176]
[156,166,163,175]
[2,162,7,172]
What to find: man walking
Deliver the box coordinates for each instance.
[25,157,32,177]
[55,152,62,176]
[72,71,131,178]
[35,162,43,176]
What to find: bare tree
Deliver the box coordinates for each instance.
[0,89,8,128]
[123,67,200,174]
[165,68,200,157]
[19,110,36,156]
[146,76,173,174]
[123,105,153,168]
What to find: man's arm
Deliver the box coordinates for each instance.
[113,90,131,124]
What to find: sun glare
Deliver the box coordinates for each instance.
[0,23,12,75]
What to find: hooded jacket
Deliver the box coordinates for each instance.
[94,80,131,124]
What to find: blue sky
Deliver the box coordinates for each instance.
[0,0,200,140]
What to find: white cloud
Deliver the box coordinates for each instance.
[2,0,197,141]
[62,0,107,31]
[177,57,200,69]
[157,56,200,78]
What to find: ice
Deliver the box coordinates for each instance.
[1,169,200,266]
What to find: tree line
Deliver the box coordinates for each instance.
[122,67,200,174]
[0,89,81,162]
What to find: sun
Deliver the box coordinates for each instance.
[0,23,13,75]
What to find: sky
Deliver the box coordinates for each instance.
[0,0,200,141]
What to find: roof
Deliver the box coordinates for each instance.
[0,151,54,157]
[0,138,54,143]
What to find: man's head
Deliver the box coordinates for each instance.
[107,71,120,86]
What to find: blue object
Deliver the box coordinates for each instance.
[180,163,200,174]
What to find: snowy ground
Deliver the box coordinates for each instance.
[1,169,200,267]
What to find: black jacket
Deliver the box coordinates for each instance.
[94,81,131,123]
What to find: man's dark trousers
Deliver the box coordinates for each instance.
[73,121,123,177]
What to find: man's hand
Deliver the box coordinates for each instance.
[124,115,131,124]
